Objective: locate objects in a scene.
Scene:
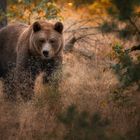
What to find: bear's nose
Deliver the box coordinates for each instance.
[43,51,49,57]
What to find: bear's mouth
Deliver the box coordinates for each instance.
[41,54,53,60]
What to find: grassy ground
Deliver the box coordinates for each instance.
[0,7,140,140]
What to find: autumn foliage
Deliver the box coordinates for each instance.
[0,0,140,140]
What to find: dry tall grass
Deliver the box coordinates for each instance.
[0,36,139,139]
[0,7,140,140]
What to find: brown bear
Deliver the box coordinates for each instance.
[0,21,64,101]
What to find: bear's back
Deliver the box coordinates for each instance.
[0,23,28,50]
[0,23,28,77]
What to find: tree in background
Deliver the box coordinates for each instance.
[0,0,61,25]
[97,2,140,139]
[101,0,140,40]
[0,0,7,28]
[92,0,140,91]
[8,0,61,24]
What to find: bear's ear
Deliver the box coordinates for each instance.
[54,22,63,34]
[33,21,41,32]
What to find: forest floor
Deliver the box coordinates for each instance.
[0,6,140,140]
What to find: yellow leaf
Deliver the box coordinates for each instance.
[38,11,45,17]
[68,3,73,7]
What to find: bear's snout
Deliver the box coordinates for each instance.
[43,50,49,57]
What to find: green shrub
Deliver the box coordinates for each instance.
[58,105,110,140]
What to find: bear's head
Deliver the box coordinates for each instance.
[30,21,64,59]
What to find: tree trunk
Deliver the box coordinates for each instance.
[0,0,7,28]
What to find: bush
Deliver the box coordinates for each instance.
[111,44,140,89]
[58,105,110,140]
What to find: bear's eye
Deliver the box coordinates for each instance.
[49,39,56,44]
[39,39,45,44]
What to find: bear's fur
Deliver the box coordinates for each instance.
[0,21,64,101]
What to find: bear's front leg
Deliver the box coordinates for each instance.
[16,49,34,101]
[42,57,63,88]
[16,69,34,101]
[3,71,17,101]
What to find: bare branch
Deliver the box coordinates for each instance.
[64,26,99,33]
[64,18,98,32]
[126,44,140,52]
[74,48,94,59]
[128,17,140,34]
[64,37,77,52]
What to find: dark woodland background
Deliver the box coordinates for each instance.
[0,0,140,140]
